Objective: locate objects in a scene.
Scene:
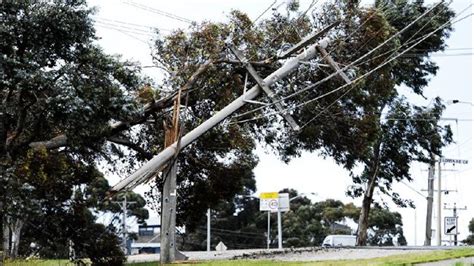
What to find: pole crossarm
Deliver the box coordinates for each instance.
[110,29,335,193]
[279,22,339,59]
[316,46,352,84]
[228,45,300,131]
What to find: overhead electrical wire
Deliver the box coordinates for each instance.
[231,1,395,120]
[232,2,469,125]
[279,0,448,101]
[231,1,443,121]
[253,0,278,24]
[122,1,194,24]
[297,10,473,128]
[231,7,472,126]
[93,16,172,32]
[95,24,152,45]
[295,1,460,127]
[94,22,154,36]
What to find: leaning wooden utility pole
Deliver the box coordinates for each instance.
[110,23,339,193]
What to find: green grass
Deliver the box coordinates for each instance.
[6,248,474,266]
[167,248,474,266]
[4,259,77,266]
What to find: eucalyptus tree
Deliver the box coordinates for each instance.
[0,0,256,257]
[1,0,457,258]
[148,0,454,246]
[463,218,474,245]
[257,1,454,245]
[0,0,148,258]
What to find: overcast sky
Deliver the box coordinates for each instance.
[88,0,473,246]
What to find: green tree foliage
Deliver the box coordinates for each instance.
[258,0,454,245]
[463,218,474,245]
[178,188,406,249]
[0,1,147,260]
[350,97,452,245]
[367,205,407,246]
[1,0,456,258]
[148,1,454,242]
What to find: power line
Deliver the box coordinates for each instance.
[94,21,155,37]
[352,2,456,68]
[93,16,172,32]
[232,1,451,122]
[400,180,427,199]
[253,0,277,24]
[122,1,193,24]
[197,226,266,237]
[95,24,152,45]
[232,6,473,126]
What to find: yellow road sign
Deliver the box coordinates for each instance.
[260,192,278,199]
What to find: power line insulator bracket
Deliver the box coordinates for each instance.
[228,45,300,131]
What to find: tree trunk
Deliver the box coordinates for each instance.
[10,219,24,259]
[356,160,380,246]
[2,218,10,259]
[357,189,374,246]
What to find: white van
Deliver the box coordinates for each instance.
[322,235,357,247]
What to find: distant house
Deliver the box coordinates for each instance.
[130,225,161,254]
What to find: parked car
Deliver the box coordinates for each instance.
[322,235,357,247]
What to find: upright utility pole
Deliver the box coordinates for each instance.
[122,196,127,253]
[424,159,435,246]
[436,158,442,246]
[113,194,136,255]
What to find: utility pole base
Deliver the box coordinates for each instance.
[175,249,189,261]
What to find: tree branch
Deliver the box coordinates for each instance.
[107,136,153,160]
[29,135,67,150]
[29,61,214,151]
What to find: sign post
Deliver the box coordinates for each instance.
[260,192,279,249]
[259,192,291,249]
[444,216,457,235]
[277,193,289,249]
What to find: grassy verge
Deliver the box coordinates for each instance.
[126,248,474,266]
[5,248,474,265]
[4,259,76,266]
